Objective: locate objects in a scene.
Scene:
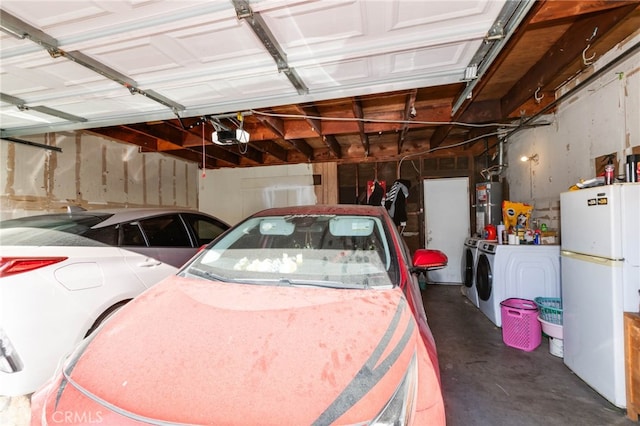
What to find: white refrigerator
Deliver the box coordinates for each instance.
[560,183,640,408]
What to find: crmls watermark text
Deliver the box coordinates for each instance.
[51,410,103,423]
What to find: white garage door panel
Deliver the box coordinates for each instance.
[0,0,508,137]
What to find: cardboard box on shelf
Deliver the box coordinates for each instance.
[541,230,557,245]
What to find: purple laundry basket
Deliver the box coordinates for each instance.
[500,298,541,352]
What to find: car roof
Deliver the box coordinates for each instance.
[87,208,220,228]
[250,204,389,218]
[2,207,225,229]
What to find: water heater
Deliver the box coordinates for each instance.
[475,182,502,235]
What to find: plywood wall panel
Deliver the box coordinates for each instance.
[1,132,199,220]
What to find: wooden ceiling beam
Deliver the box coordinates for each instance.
[284,138,314,160]
[398,89,418,153]
[458,99,503,124]
[285,118,358,137]
[232,144,265,164]
[501,3,639,116]
[351,99,370,156]
[88,127,159,151]
[254,140,288,162]
[281,104,452,138]
[202,145,240,167]
[90,126,227,167]
[293,105,323,136]
[248,115,289,163]
[129,123,243,165]
[255,111,313,161]
[255,114,285,137]
[125,123,198,147]
[322,135,342,158]
[163,142,244,166]
[530,1,639,26]
[169,120,264,165]
[429,125,452,150]
[436,100,511,150]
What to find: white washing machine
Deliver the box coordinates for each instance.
[460,237,481,307]
[475,242,561,327]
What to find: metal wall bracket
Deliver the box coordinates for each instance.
[232,0,309,95]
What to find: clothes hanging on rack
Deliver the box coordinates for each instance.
[385,179,411,226]
[368,181,384,206]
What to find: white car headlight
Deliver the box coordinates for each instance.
[370,352,418,426]
[0,327,23,373]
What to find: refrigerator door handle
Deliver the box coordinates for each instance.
[561,250,623,266]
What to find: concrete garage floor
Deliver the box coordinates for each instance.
[422,284,635,426]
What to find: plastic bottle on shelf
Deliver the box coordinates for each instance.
[626,154,640,182]
[515,225,524,245]
[605,164,615,185]
[534,229,541,245]
[497,222,505,244]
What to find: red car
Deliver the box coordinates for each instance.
[31,204,446,425]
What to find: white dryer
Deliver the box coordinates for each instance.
[460,237,481,307]
[475,242,561,327]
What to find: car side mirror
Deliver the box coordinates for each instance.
[411,249,448,273]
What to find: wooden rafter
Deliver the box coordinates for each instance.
[398,89,417,153]
[351,99,370,156]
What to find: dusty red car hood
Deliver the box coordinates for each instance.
[56,277,420,425]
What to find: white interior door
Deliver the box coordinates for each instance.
[423,177,470,284]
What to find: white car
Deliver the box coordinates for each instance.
[0,208,229,397]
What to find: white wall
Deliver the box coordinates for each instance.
[0,132,199,220]
[504,33,640,232]
[198,163,317,225]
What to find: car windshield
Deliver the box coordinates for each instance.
[183,214,396,289]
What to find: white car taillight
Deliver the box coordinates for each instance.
[0,327,23,373]
[0,257,67,278]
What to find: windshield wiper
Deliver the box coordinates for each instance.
[277,278,368,289]
[184,269,370,289]
[210,276,365,289]
[183,267,226,282]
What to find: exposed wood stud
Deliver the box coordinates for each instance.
[351,99,370,156]
[398,89,418,154]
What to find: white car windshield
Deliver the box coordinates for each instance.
[184,214,395,289]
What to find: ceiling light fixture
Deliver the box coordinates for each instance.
[521,154,539,163]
